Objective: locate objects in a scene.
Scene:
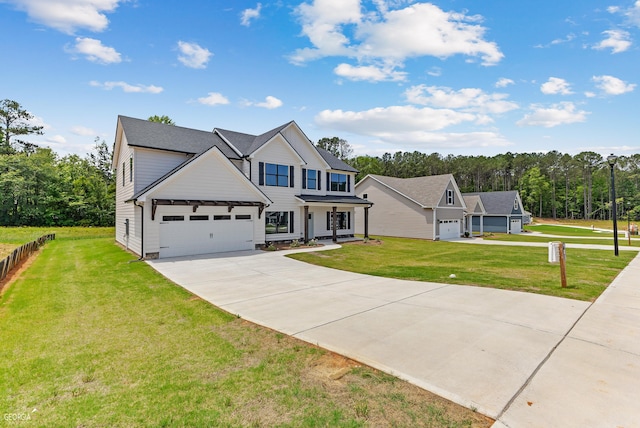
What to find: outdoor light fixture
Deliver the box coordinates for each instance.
[608,154,619,256]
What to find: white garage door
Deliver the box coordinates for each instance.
[159,213,254,258]
[439,219,460,240]
[510,219,522,234]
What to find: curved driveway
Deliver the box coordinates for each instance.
[147,243,640,426]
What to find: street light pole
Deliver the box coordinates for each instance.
[607,154,619,256]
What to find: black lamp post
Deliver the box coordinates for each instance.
[607,154,619,256]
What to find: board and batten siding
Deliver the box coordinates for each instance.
[114,139,143,255]
[251,137,304,240]
[355,179,434,240]
[134,147,191,194]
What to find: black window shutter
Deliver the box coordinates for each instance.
[347,212,351,229]
[326,212,330,230]
[290,166,294,187]
[326,172,330,191]
[289,211,294,233]
[302,168,307,189]
[258,162,264,186]
[347,175,351,192]
[317,170,321,190]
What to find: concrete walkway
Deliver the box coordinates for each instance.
[149,244,596,421]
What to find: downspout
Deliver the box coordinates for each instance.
[132,200,144,261]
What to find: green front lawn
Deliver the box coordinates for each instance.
[288,237,634,301]
[0,230,489,427]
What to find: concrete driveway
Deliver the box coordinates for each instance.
[147,244,592,421]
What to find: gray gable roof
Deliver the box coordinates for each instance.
[462,194,484,214]
[215,122,292,155]
[316,147,358,172]
[365,174,455,207]
[119,116,239,159]
[463,190,519,215]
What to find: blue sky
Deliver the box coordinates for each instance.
[1,0,639,159]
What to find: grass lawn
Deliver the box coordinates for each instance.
[0,229,490,427]
[484,233,640,247]
[288,237,634,301]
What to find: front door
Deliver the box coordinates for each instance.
[307,213,315,239]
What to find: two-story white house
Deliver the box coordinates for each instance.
[112,116,371,259]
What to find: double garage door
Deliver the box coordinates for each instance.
[439,219,460,240]
[159,211,254,258]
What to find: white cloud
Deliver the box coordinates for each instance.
[584,91,596,98]
[517,102,588,128]
[315,106,511,149]
[427,67,442,77]
[290,1,503,75]
[404,85,518,114]
[257,96,283,109]
[3,0,123,34]
[46,134,67,144]
[70,125,96,136]
[90,81,163,93]
[197,92,230,106]
[593,29,632,54]
[495,77,514,88]
[592,75,636,95]
[177,41,212,69]
[334,63,407,82]
[609,1,640,27]
[316,105,476,133]
[68,37,121,64]
[240,3,262,26]
[540,77,573,95]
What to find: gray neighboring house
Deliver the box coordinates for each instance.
[354,174,466,240]
[462,190,525,234]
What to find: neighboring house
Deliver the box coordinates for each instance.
[113,116,370,259]
[462,190,525,234]
[461,194,486,236]
[354,174,466,240]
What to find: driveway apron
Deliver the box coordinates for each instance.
[147,245,590,420]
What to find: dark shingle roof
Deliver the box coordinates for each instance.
[216,122,292,155]
[316,147,358,172]
[365,174,455,208]
[462,190,518,215]
[118,116,239,159]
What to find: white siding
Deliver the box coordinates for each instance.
[114,136,142,255]
[251,136,302,241]
[134,147,190,194]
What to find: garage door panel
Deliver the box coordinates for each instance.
[439,220,460,240]
[159,212,254,258]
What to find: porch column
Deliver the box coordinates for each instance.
[364,206,370,239]
[304,205,309,242]
[332,206,337,243]
[480,215,484,235]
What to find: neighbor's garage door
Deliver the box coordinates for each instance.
[439,219,460,240]
[510,219,522,234]
[159,212,254,258]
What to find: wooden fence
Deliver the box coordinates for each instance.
[0,234,55,283]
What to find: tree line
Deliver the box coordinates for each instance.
[0,100,115,226]
[345,150,640,221]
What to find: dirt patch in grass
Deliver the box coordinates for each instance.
[212,318,493,427]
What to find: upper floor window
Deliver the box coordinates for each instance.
[330,173,348,192]
[259,162,293,187]
[446,189,454,205]
[514,199,519,210]
[303,168,318,190]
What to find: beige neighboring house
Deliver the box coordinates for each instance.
[354,174,466,240]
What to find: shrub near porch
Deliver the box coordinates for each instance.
[288,237,634,301]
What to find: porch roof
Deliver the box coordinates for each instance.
[295,194,372,206]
